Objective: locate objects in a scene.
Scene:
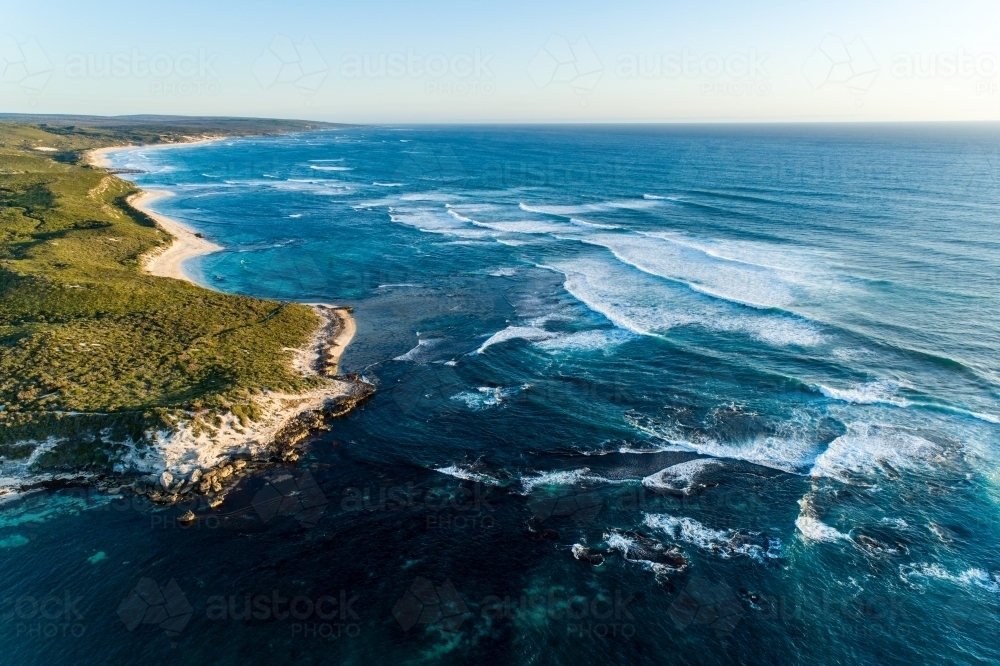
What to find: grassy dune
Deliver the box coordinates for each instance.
[0,118,335,471]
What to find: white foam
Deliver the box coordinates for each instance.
[641,458,722,494]
[605,531,637,556]
[541,256,824,348]
[208,178,353,197]
[569,217,620,230]
[900,563,1000,594]
[937,407,1000,424]
[535,328,637,353]
[519,467,634,493]
[400,193,457,202]
[736,317,825,347]
[373,182,403,187]
[394,338,443,363]
[582,232,797,310]
[476,326,557,354]
[795,514,850,542]
[617,442,689,454]
[644,514,729,546]
[625,412,822,474]
[818,380,911,407]
[520,468,592,493]
[603,530,688,575]
[389,209,491,239]
[518,199,658,216]
[434,465,502,486]
[795,493,849,542]
[519,202,597,216]
[450,385,528,410]
[446,209,473,223]
[643,513,783,562]
[310,165,352,171]
[465,213,578,235]
[489,268,517,277]
[809,423,949,481]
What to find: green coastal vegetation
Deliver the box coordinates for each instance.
[0,115,339,472]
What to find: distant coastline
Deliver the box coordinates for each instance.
[0,124,370,504]
[85,135,226,169]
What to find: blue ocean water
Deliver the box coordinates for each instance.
[2,125,1000,664]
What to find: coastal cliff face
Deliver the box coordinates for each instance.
[0,120,368,501]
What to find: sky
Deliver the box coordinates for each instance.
[1,0,998,123]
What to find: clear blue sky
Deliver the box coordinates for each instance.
[2,0,998,122]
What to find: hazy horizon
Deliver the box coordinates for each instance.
[2,0,998,123]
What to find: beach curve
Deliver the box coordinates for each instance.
[75,141,366,503]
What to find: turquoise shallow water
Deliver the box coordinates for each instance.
[2,125,999,664]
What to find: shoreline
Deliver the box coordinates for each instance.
[111,144,366,503]
[131,190,223,284]
[85,135,227,169]
[124,190,357,372]
[1,137,369,505]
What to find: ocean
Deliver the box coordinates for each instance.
[2,125,999,664]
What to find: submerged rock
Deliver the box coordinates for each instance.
[571,544,606,565]
[605,529,689,573]
[642,458,724,496]
[856,533,908,556]
[526,517,559,541]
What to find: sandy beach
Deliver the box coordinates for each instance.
[125,191,356,372]
[130,190,223,284]
[77,139,364,495]
[85,135,226,169]
[127,195,357,374]
[86,145,133,168]
[297,304,358,376]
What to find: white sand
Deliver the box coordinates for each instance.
[85,135,225,169]
[131,190,222,284]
